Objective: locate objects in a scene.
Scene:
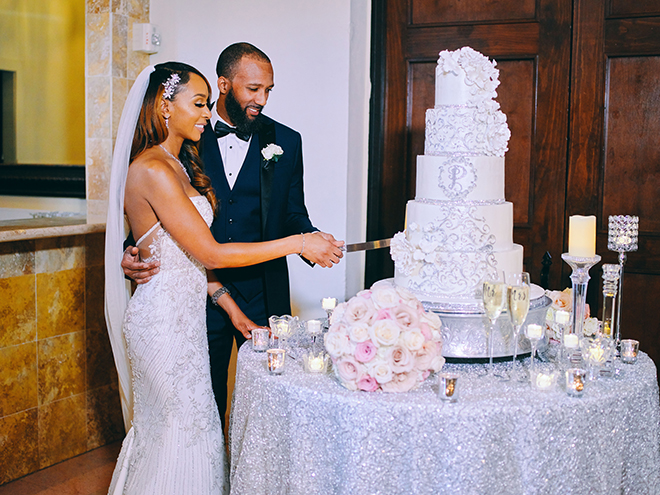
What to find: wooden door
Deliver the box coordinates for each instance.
[567,0,660,361]
[367,0,660,365]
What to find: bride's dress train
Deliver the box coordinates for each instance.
[108,195,228,495]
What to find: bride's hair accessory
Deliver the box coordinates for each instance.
[162,73,180,100]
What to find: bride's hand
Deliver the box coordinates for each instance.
[229,312,266,340]
[301,232,344,268]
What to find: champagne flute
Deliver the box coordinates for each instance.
[483,271,507,375]
[507,272,531,380]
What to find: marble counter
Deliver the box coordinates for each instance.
[0,217,105,242]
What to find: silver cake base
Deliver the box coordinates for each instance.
[428,295,551,360]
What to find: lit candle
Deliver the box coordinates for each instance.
[308,356,325,372]
[306,319,322,335]
[267,348,286,374]
[534,372,554,390]
[526,324,543,340]
[568,215,597,257]
[564,333,579,349]
[251,327,269,352]
[555,310,570,325]
[588,346,605,364]
[321,297,337,311]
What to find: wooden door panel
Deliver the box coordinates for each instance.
[498,59,535,226]
[603,56,660,233]
[609,2,660,17]
[411,0,536,25]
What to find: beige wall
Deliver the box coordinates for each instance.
[0,0,85,165]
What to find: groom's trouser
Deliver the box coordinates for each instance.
[207,289,268,430]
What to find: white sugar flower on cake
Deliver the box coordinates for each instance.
[326,281,444,392]
[437,46,500,102]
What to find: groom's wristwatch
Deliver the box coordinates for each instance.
[211,286,231,306]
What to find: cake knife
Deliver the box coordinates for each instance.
[342,238,392,252]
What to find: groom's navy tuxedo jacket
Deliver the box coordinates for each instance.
[199,114,317,323]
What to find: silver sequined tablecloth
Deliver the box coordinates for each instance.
[228,346,660,495]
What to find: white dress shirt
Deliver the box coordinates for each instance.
[210,109,252,190]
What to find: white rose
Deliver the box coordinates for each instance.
[430,354,446,373]
[348,323,371,343]
[583,317,601,337]
[370,284,400,310]
[369,361,393,384]
[261,143,283,161]
[419,311,442,332]
[370,319,401,347]
[344,296,375,325]
[400,329,425,352]
[330,302,346,326]
[324,332,351,358]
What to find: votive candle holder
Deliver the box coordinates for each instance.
[565,368,586,397]
[438,373,459,402]
[251,327,269,352]
[620,339,639,364]
[267,348,286,375]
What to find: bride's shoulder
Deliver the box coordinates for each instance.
[128,149,179,188]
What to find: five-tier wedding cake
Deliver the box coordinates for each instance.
[391,46,523,314]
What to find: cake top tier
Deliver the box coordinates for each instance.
[435,46,500,107]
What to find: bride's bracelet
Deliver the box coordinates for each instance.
[300,233,305,256]
[211,286,231,306]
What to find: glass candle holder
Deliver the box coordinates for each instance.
[601,264,621,339]
[580,336,613,381]
[321,297,338,329]
[561,253,601,339]
[565,368,586,397]
[268,315,297,349]
[438,373,459,402]
[620,339,639,364]
[302,350,329,373]
[267,348,286,375]
[530,369,558,391]
[251,327,269,352]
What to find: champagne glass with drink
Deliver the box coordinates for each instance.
[483,270,506,376]
[507,272,531,381]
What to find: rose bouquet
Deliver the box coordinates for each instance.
[324,281,445,392]
[545,288,599,339]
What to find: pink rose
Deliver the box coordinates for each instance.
[392,304,419,328]
[354,341,377,363]
[419,323,432,340]
[336,357,360,383]
[374,308,393,321]
[357,375,379,392]
[381,371,419,393]
[389,346,415,373]
[415,340,437,370]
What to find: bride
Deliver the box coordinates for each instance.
[104,62,342,495]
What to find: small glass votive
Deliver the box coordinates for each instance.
[620,339,639,364]
[251,327,269,352]
[267,348,286,375]
[565,368,586,397]
[302,351,329,373]
[269,333,280,348]
[438,373,459,402]
[530,369,558,391]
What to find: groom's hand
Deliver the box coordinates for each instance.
[121,246,160,284]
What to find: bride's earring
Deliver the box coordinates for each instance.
[165,117,169,129]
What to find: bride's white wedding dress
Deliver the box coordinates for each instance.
[108,195,228,495]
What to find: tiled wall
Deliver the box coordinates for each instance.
[0,233,124,484]
[0,0,151,484]
[86,0,150,223]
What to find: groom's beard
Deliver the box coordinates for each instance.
[225,89,264,135]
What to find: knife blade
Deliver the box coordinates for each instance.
[342,238,392,253]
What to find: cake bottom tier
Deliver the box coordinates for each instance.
[394,244,523,307]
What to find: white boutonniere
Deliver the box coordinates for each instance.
[261,143,284,163]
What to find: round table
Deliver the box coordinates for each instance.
[228,346,660,495]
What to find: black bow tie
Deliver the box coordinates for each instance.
[214,121,251,142]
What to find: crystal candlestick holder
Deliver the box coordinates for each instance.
[561,253,601,339]
[608,215,639,356]
[321,297,338,329]
[601,264,621,340]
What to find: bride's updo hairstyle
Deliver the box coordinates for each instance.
[131,62,217,213]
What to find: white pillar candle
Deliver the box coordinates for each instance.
[306,319,322,335]
[321,297,337,311]
[564,333,579,349]
[568,215,597,257]
[555,310,570,325]
[526,324,543,340]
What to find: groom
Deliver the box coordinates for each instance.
[123,43,343,423]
